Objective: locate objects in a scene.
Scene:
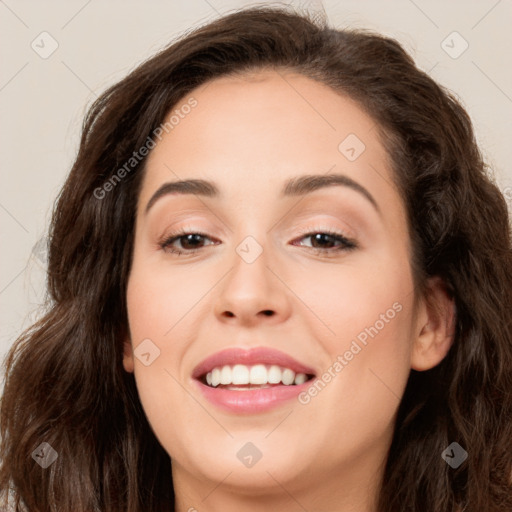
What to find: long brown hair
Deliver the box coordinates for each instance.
[1,6,511,511]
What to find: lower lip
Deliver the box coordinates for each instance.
[194,379,314,413]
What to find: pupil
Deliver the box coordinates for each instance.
[312,233,334,248]
[183,234,202,249]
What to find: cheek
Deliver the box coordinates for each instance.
[124,268,197,453]
[292,244,414,353]
[293,248,414,423]
[125,258,216,352]
[318,305,412,456]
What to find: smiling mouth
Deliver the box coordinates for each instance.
[198,363,316,389]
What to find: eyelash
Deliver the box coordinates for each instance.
[159,225,357,257]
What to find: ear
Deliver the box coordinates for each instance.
[411,276,456,371]
[122,337,135,373]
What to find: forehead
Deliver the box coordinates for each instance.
[139,69,399,213]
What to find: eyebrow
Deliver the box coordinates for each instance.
[144,173,380,214]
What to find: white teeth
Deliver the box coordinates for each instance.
[249,364,268,385]
[211,368,221,387]
[294,372,307,385]
[282,368,295,385]
[232,364,250,385]
[268,365,282,384]
[220,365,232,385]
[204,364,310,388]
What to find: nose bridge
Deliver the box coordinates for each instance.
[214,223,291,324]
[228,228,274,297]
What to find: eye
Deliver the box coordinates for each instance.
[159,227,357,257]
[159,229,217,256]
[292,228,357,255]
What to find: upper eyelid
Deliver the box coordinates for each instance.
[164,226,352,240]
[292,225,353,239]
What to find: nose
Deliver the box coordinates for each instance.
[214,238,292,327]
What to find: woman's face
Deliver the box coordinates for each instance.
[124,69,425,502]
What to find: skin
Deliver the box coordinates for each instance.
[123,69,455,512]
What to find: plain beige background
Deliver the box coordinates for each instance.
[1,0,511,370]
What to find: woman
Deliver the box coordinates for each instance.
[1,6,511,512]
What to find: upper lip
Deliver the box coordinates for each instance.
[192,347,317,380]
